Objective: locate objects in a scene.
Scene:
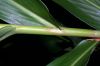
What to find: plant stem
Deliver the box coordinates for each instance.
[0,24,100,37]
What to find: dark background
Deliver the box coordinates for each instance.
[0,0,100,66]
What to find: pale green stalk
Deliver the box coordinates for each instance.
[0,24,100,37]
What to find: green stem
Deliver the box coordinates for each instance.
[0,24,100,37]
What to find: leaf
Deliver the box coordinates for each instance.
[53,0,100,29]
[0,0,69,52]
[47,40,99,66]
[0,0,60,28]
[0,26,15,41]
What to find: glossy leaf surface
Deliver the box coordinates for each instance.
[0,0,60,28]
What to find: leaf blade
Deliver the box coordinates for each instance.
[53,0,100,29]
[0,26,15,41]
[47,40,99,66]
[0,0,60,28]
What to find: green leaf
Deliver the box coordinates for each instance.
[53,0,100,29]
[0,0,68,52]
[0,26,15,41]
[0,0,60,28]
[47,40,99,66]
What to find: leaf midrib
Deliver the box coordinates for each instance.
[9,0,56,28]
[71,40,98,66]
[86,0,100,10]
